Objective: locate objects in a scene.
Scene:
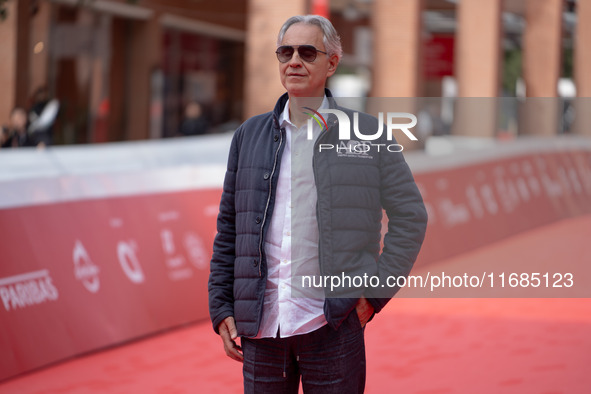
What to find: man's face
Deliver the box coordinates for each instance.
[10,109,27,131]
[278,23,339,98]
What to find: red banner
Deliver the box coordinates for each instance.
[414,149,591,266]
[423,35,455,80]
[0,189,221,381]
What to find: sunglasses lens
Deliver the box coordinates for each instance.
[298,46,317,62]
[277,46,294,63]
[276,45,322,63]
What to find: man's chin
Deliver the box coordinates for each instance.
[286,86,322,98]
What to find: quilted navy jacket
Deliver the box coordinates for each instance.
[208,90,428,337]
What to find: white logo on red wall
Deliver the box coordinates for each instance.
[184,232,208,270]
[117,240,144,284]
[161,229,176,255]
[0,269,59,312]
[73,240,100,293]
[160,229,192,281]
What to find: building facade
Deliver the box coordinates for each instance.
[0,0,589,145]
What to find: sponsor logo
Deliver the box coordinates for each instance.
[0,269,59,311]
[184,232,208,270]
[334,140,374,159]
[73,240,100,293]
[160,228,193,281]
[117,240,145,284]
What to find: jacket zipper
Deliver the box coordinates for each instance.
[258,128,284,277]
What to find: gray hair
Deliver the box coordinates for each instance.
[277,15,343,61]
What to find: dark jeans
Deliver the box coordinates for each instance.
[242,310,366,394]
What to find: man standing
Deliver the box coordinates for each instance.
[1,107,36,148]
[209,15,427,393]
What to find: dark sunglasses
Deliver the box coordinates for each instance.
[276,45,328,63]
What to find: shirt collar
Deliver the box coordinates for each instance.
[279,96,329,128]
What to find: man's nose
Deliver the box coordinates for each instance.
[288,51,304,66]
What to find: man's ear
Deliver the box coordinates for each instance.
[326,54,339,77]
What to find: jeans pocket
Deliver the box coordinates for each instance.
[351,309,363,330]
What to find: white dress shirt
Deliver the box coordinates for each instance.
[255,97,329,338]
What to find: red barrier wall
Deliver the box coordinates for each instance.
[413,149,591,266]
[0,190,221,381]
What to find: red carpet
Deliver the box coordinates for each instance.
[2,215,591,393]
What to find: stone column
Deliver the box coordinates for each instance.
[127,14,162,140]
[573,0,591,136]
[371,0,423,97]
[521,0,563,136]
[243,0,306,119]
[0,0,30,122]
[29,0,51,98]
[370,0,423,150]
[453,0,502,137]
